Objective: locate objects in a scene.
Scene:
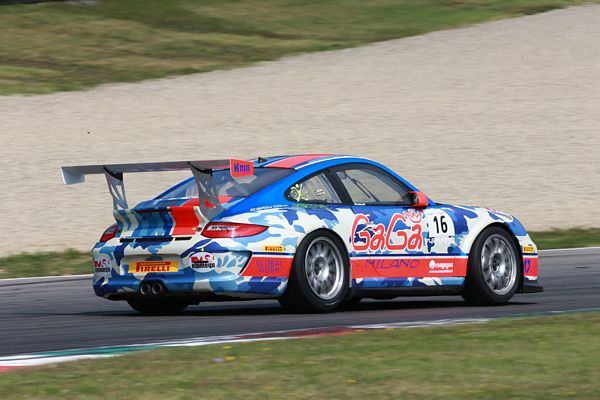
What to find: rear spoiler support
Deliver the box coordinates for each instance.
[61,160,230,220]
[189,164,223,220]
[103,167,128,210]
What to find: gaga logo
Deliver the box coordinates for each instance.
[351,211,424,252]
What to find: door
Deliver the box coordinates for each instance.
[330,163,460,288]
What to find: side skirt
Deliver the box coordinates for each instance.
[349,285,464,299]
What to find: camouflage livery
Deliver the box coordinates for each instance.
[84,154,540,303]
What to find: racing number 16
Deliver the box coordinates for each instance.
[432,215,448,235]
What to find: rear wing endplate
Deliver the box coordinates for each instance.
[61,160,230,222]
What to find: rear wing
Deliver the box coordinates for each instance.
[61,159,235,222]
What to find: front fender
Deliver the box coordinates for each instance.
[435,205,536,256]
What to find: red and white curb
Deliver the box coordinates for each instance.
[0,317,488,371]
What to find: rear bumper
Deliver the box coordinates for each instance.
[91,238,292,300]
[94,274,287,300]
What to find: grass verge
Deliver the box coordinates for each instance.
[0,227,599,279]
[1,0,598,95]
[0,249,90,279]
[529,227,600,250]
[0,312,598,399]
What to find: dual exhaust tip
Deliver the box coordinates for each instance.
[139,281,165,296]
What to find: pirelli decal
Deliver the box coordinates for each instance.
[133,260,179,274]
[522,245,536,254]
[263,245,285,253]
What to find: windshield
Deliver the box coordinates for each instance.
[156,167,294,200]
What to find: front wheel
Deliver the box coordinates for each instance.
[462,226,521,306]
[278,231,349,313]
[127,298,189,315]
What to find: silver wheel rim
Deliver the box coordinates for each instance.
[305,237,344,300]
[481,234,517,295]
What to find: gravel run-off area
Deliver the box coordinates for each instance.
[1,5,599,256]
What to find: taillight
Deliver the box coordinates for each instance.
[99,224,119,242]
[201,222,267,238]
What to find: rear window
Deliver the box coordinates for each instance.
[156,167,294,199]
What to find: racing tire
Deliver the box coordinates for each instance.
[278,231,350,313]
[462,226,521,306]
[127,298,189,315]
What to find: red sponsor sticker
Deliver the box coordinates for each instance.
[351,211,424,252]
[241,256,293,277]
[230,159,254,178]
[523,256,539,277]
[351,257,468,279]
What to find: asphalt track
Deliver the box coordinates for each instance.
[0,248,598,357]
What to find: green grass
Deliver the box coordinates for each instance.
[0,312,598,399]
[529,227,600,250]
[1,227,599,279]
[0,249,90,279]
[1,0,598,95]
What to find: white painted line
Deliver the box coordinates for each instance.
[539,247,600,257]
[0,274,91,286]
[539,246,600,253]
[0,274,91,282]
[0,354,116,367]
[351,318,491,329]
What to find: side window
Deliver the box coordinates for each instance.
[335,166,410,205]
[287,173,341,204]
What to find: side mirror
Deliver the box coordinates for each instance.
[409,191,429,208]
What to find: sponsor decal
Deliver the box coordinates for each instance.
[523,256,539,277]
[428,259,454,274]
[522,245,535,254]
[191,253,216,270]
[241,256,293,277]
[425,236,454,246]
[263,245,284,253]
[230,159,254,178]
[351,210,424,252]
[351,257,466,279]
[133,261,178,273]
[93,255,112,273]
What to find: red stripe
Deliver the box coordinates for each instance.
[241,256,293,277]
[170,206,200,236]
[351,257,468,279]
[266,154,334,169]
[182,196,234,206]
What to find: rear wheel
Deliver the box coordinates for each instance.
[127,298,189,315]
[462,226,521,305]
[278,231,349,313]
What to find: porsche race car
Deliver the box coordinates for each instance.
[61,154,542,314]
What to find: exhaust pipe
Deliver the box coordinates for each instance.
[139,282,151,295]
[151,282,164,296]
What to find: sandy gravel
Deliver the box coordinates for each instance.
[1,5,599,256]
